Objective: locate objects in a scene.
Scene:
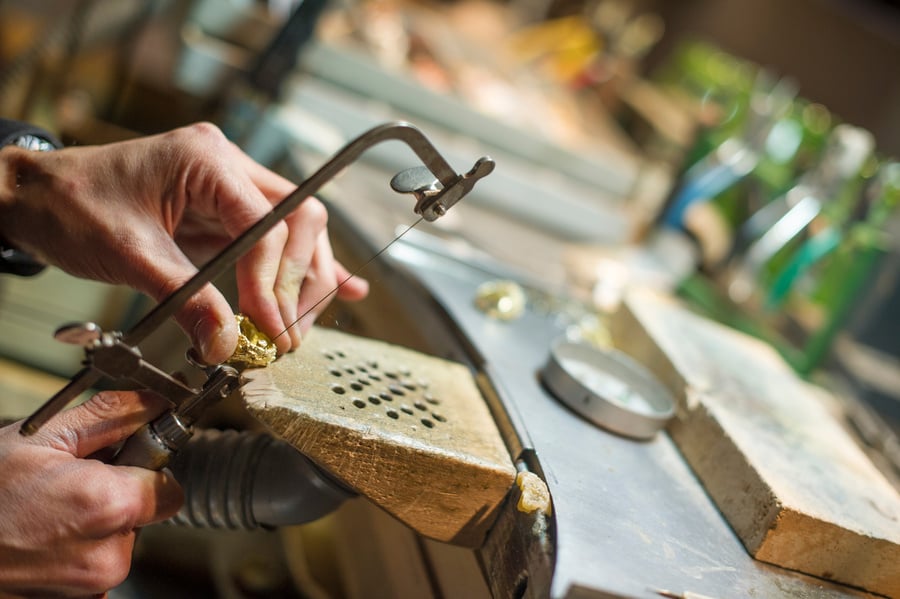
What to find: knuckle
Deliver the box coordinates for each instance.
[299,197,329,228]
[148,273,192,303]
[259,220,289,251]
[272,219,290,244]
[82,391,128,418]
[165,122,228,156]
[56,392,131,454]
[78,479,141,534]
[71,543,134,593]
[184,121,225,142]
[275,280,301,308]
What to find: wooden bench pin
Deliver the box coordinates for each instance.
[240,326,518,547]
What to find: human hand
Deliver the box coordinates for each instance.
[0,123,369,364]
[0,392,182,597]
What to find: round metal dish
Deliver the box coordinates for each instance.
[542,341,675,440]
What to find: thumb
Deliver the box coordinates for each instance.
[33,391,171,458]
[334,260,369,301]
[125,239,239,365]
[172,283,239,365]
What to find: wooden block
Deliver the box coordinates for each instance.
[240,326,516,548]
[610,289,900,597]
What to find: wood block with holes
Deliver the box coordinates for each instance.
[240,326,517,547]
[610,289,900,597]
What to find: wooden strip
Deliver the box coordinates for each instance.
[611,289,900,597]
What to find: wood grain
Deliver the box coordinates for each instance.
[240,326,516,547]
[611,289,900,597]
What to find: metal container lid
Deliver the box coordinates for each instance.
[542,341,675,440]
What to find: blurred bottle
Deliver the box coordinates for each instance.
[764,160,899,373]
[663,99,833,274]
[653,41,757,167]
[659,72,797,232]
[725,123,875,305]
[723,99,833,228]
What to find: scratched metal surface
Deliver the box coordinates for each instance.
[382,234,873,599]
[277,71,873,597]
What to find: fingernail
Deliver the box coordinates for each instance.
[194,317,225,364]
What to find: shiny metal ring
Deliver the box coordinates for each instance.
[542,340,675,440]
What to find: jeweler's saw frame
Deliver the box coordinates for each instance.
[19,121,494,472]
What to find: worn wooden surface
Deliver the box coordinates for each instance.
[611,289,900,598]
[0,358,82,420]
[240,326,516,548]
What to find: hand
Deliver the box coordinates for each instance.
[0,392,182,597]
[0,123,369,364]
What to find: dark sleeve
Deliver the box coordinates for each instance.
[0,119,63,276]
[0,118,62,149]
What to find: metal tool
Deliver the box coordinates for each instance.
[19,121,495,471]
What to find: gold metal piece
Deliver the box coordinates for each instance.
[474,280,527,321]
[228,314,277,368]
[515,471,552,516]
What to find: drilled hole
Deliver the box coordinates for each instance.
[358,378,371,386]
[424,393,440,405]
[379,392,393,402]
[414,401,427,411]
[401,406,414,415]
[384,371,399,380]
[350,382,364,392]
[388,385,405,396]
[352,398,366,408]
[344,367,356,375]
[336,350,347,358]
[368,360,378,369]
[329,369,342,377]
[369,374,382,382]
[386,409,399,419]
[402,381,417,391]
[331,385,346,395]
[421,418,434,428]
[323,352,335,361]
[433,413,447,423]
[368,395,381,405]
[357,365,369,373]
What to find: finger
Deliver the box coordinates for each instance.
[33,391,170,458]
[334,260,370,301]
[71,466,182,540]
[212,169,293,350]
[176,283,240,365]
[234,220,291,351]
[120,229,238,365]
[232,141,295,201]
[293,231,342,336]
[237,198,327,352]
[278,200,329,349]
[109,467,183,528]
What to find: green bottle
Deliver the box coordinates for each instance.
[766,159,898,374]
